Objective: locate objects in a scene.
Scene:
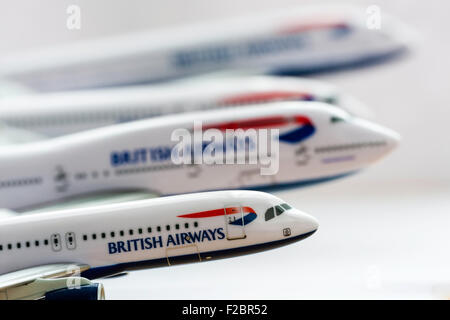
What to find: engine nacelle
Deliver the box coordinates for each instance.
[45,283,105,300]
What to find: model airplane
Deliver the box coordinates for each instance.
[0,75,371,138]
[0,5,410,91]
[0,101,400,211]
[0,190,318,300]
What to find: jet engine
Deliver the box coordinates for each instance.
[45,283,105,300]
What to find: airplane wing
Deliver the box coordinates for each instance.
[0,263,102,300]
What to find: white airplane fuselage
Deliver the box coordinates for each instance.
[0,76,365,138]
[0,102,399,210]
[0,6,408,91]
[0,191,318,278]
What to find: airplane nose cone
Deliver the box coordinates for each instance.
[383,127,401,153]
[304,213,319,234]
[372,123,401,159]
[294,210,319,236]
[350,117,401,163]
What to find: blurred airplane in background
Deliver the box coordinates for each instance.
[0,75,372,139]
[0,102,399,211]
[0,3,406,218]
[0,5,410,92]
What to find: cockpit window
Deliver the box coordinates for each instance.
[275,205,285,216]
[330,116,346,124]
[265,207,275,221]
[325,96,337,105]
[266,204,292,221]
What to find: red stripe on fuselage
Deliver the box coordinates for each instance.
[220,91,314,105]
[279,21,349,35]
[201,115,312,132]
[178,207,255,218]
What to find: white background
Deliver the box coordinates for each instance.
[1,0,449,299]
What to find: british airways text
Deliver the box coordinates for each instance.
[173,35,305,69]
[111,146,172,166]
[110,139,257,167]
[108,228,225,254]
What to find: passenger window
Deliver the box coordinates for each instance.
[281,203,292,210]
[275,205,285,216]
[265,207,275,221]
[325,96,337,105]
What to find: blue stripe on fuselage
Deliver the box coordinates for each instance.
[162,170,360,198]
[279,124,315,144]
[229,212,257,226]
